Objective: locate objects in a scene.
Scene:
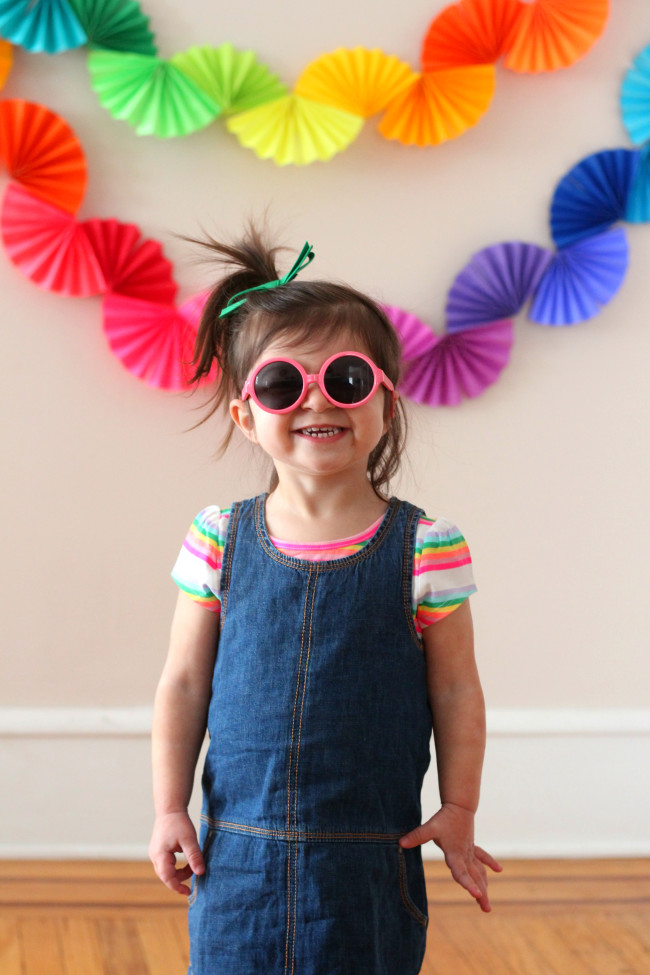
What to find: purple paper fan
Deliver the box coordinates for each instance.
[400,320,514,407]
[445,242,553,333]
[530,227,629,325]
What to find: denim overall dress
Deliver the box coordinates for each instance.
[188,494,432,975]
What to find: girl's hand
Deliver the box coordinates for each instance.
[399,803,503,912]
[149,811,206,896]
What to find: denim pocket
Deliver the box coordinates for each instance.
[188,826,216,908]
[397,845,428,928]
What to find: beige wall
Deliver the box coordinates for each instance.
[2,0,649,810]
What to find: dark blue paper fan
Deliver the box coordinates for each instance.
[0,0,87,54]
[530,227,629,326]
[550,149,640,248]
[626,144,650,223]
[445,241,553,333]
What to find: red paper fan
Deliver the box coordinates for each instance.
[1,183,105,295]
[83,218,177,303]
[102,294,201,390]
[422,0,521,69]
[0,100,87,213]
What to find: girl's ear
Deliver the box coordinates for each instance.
[229,399,258,444]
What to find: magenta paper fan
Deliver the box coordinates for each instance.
[445,242,553,332]
[102,293,202,390]
[382,304,437,362]
[83,218,177,303]
[1,182,105,295]
[178,291,219,385]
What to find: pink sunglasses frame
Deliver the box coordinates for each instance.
[241,350,396,415]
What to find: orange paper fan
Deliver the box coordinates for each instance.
[295,48,414,117]
[422,0,521,69]
[0,100,87,213]
[504,0,609,74]
[1,184,105,295]
[378,65,495,146]
[0,39,12,90]
[83,218,178,303]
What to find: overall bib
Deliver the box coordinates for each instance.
[188,495,432,975]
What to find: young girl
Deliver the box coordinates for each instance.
[149,229,501,975]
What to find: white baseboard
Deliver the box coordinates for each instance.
[2,708,649,860]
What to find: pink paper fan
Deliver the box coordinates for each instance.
[83,217,177,303]
[1,183,105,295]
[381,304,437,361]
[179,291,219,385]
[102,294,200,390]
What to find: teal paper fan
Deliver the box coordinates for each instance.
[626,144,650,223]
[171,43,287,115]
[67,0,156,56]
[0,0,86,53]
[88,50,220,137]
[621,45,650,145]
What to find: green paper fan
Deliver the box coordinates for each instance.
[171,43,287,115]
[227,94,363,166]
[68,0,156,55]
[88,50,220,137]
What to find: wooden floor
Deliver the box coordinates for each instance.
[1,858,649,974]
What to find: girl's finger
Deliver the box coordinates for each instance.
[475,845,504,872]
[399,821,437,848]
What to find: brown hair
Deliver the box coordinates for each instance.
[188,225,407,498]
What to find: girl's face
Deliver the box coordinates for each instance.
[229,331,394,487]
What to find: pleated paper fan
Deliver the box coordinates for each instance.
[227,94,364,166]
[530,227,629,325]
[171,44,287,115]
[83,218,177,303]
[66,0,156,55]
[382,305,438,363]
[0,38,13,90]
[87,50,220,137]
[0,0,87,53]
[0,99,87,213]
[626,145,650,224]
[400,321,514,407]
[504,0,609,74]
[295,48,414,118]
[178,292,219,385]
[550,149,640,248]
[378,65,495,146]
[1,183,106,295]
[102,294,200,391]
[445,242,553,332]
[422,0,521,70]
[621,45,650,146]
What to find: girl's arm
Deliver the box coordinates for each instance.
[149,591,220,895]
[399,599,502,911]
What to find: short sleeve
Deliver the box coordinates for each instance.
[171,506,230,613]
[413,515,477,632]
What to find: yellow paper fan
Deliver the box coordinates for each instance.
[378,65,495,146]
[0,39,13,90]
[295,47,413,118]
[226,94,363,166]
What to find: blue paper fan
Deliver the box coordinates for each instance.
[529,228,629,326]
[621,45,650,145]
[0,0,87,53]
[445,241,553,333]
[626,144,650,223]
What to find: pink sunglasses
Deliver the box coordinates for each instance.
[241,351,396,415]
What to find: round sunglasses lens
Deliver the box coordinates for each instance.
[324,355,374,404]
[254,361,303,410]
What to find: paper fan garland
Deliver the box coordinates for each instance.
[0,39,13,90]
[66,0,156,56]
[227,95,364,166]
[0,99,87,213]
[626,145,650,224]
[421,0,521,70]
[550,149,640,248]
[378,66,496,146]
[87,50,220,137]
[381,305,438,362]
[83,218,177,303]
[0,0,87,54]
[504,0,609,74]
[295,48,414,118]
[171,44,287,115]
[102,294,201,391]
[621,45,650,146]
[445,242,553,332]
[529,227,629,325]
[1,183,105,295]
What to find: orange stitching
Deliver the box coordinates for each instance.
[199,816,404,842]
[402,504,426,650]
[219,501,241,629]
[398,847,428,927]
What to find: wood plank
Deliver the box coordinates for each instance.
[18,918,64,975]
[94,918,150,975]
[135,914,189,975]
[548,912,636,975]
[59,917,106,975]
[0,918,22,975]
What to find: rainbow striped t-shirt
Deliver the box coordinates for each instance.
[172,506,477,635]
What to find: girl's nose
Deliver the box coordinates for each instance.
[301,380,331,412]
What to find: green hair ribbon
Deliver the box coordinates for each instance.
[219,241,315,318]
